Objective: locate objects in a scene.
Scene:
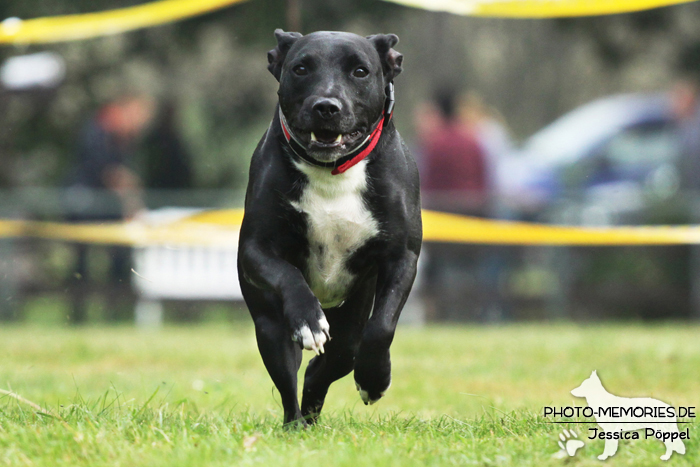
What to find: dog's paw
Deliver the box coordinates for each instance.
[353,348,392,405]
[291,315,330,355]
[355,379,390,405]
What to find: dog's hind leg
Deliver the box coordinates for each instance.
[354,251,418,405]
[661,432,686,460]
[301,280,375,424]
[253,314,305,427]
[300,341,354,424]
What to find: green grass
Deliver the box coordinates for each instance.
[1,323,699,466]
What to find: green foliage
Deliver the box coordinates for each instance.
[0,0,409,192]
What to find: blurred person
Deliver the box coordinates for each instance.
[460,92,514,202]
[67,94,155,219]
[418,88,489,215]
[416,89,503,322]
[672,46,700,194]
[64,94,155,324]
[142,100,194,191]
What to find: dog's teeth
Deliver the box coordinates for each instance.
[311,132,317,142]
[335,134,342,143]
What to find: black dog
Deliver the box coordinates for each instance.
[238,29,422,427]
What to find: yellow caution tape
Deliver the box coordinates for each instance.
[0,0,695,47]
[383,0,697,17]
[3,209,700,247]
[0,0,247,45]
[0,216,239,247]
[421,210,700,245]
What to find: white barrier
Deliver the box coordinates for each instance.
[131,208,243,327]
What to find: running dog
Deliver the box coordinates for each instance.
[237,30,422,426]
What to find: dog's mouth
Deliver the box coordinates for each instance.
[294,127,366,151]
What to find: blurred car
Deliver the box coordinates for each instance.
[497,93,694,320]
[498,93,685,225]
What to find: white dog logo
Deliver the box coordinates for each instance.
[571,370,686,461]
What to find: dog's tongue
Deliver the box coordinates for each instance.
[311,130,342,144]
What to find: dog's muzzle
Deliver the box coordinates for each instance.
[279,83,395,175]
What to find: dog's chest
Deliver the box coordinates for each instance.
[291,160,379,308]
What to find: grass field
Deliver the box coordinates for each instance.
[1,322,699,466]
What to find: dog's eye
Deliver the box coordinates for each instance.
[352,67,369,78]
[292,65,308,76]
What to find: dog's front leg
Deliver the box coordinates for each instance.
[240,240,330,352]
[239,240,330,426]
[598,436,618,460]
[354,250,418,405]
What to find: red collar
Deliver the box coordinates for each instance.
[279,83,394,175]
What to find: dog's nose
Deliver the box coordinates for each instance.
[313,98,342,119]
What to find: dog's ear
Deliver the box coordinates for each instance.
[366,33,403,82]
[267,29,303,82]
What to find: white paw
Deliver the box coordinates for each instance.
[355,380,391,405]
[292,316,330,355]
[356,382,371,405]
[555,429,584,457]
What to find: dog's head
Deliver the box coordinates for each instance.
[268,30,403,162]
[571,370,602,398]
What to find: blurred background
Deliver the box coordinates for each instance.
[3,0,700,325]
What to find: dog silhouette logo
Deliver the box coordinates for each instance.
[570,370,686,461]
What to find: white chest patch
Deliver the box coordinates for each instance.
[291,159,379,308]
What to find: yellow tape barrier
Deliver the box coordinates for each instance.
[1,0,697,46]
[0,0,247,45]
[3,209,700,247]
[383,0,697,17]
